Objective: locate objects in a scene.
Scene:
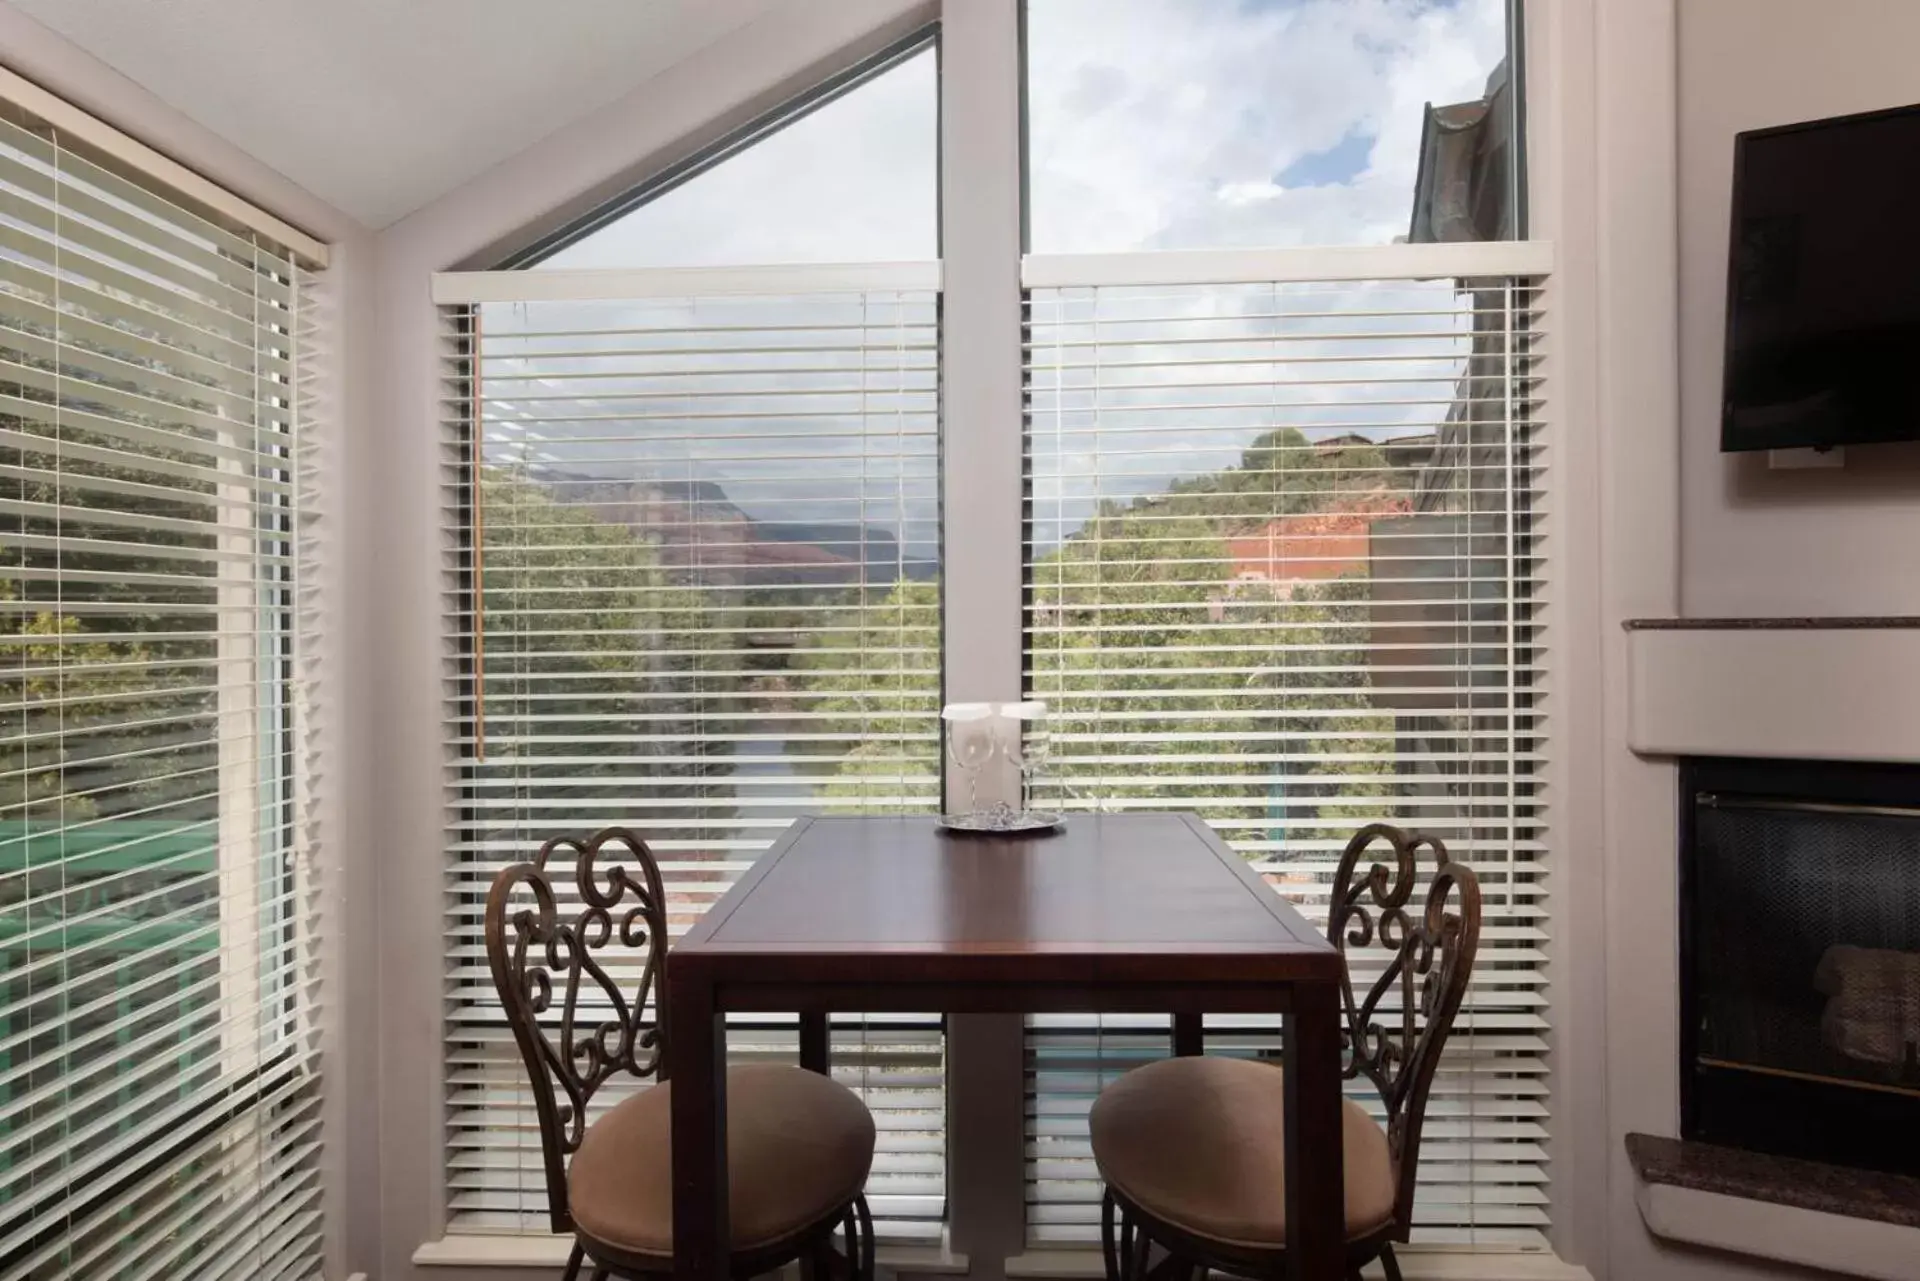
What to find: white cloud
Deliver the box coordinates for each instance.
[1026,0,1509,252]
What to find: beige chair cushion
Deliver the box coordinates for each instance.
[1089,1055,1397,1249]
[569,1062,876,1258]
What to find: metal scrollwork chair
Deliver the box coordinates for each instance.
[485,828,879,1281]
[1089,823,1482,1281]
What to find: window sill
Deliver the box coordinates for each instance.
[412,1233,969,1275]
[414,1234,1582,1281]
[1004,1246,1590,1281]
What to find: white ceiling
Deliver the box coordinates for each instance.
[7,0,780,228]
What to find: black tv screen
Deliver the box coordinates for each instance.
[1722,103,1920,452]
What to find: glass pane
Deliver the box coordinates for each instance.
[538,45,938,269]
[455,292,946,1240]
[1021,274,1548,1247]
[468,293,943,871]
[1025,0,1517,252]
[464,45,948,1242]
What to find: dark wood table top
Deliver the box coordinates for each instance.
[674,812,1340,986]
[665,812,1353,1281]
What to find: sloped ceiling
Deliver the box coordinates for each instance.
[4,0,781,228]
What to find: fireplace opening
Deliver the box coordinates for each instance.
[1680,757,1920,1176]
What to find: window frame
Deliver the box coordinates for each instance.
[415,0,1584,1271]
[437,26,950,1239]
[0,84,326,1278]
[497,26,943,272]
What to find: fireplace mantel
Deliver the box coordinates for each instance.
[1625,620,1920,762]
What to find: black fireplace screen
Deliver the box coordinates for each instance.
[1681,757,1920,1175]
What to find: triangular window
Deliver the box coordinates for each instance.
[536,42,937,269]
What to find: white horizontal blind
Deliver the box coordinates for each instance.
[437,274,945,1240]
[0,103,321,1279]
[1022,260,1548,1249]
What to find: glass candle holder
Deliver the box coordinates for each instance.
[1001,699,1049,812]
[941,703,997,815]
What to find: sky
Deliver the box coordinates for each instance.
[520,0,1513,542]
[544,0,1509,266]
[540,46,938,269]
[1026,0,1508,251]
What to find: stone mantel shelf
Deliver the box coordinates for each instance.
[1626,624,1920,762]
[1625,617,1920,630]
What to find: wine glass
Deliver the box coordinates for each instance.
[942,703,997,816]
[1002,700,1050,813]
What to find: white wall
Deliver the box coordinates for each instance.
[1592,5,1920,1281]
[1677,0,1920,619]
[1526,2,1610,1276]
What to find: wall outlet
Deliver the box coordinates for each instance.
[1767,446,1845,469]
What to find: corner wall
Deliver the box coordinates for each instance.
[1593,4,1920,1279]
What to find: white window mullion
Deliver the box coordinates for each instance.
[939,1,1031,1274]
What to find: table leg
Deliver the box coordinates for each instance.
[1283,982,1344,1281]
[1171,1012,1204,1057]
[800,1010,830,1075]
[668,971,728,1281]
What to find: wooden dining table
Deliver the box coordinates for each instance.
[666,811,1349,1281]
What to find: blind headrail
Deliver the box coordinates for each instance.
[0,64,330,269]
[432,260,945,305]
[1022,241,1554,290]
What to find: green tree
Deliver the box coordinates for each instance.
[0,373,238,865]
[792,430,1407,861]
[472,466,736,841]
[0,582,159,820]
[792,578,940,806]
[1154,428,1406,532]
[1024,505,1379,838]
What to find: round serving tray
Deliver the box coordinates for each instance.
[936,809,1065,836]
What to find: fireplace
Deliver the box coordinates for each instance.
[1680,757,1920,1176]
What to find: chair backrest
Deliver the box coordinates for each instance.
[1326,822,1482,1237]
[484,828,670,1233]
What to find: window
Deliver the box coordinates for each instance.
[1025,0,1520,252]
[0,93,323,1277]
[1019,0,1546,1253]
[439,40,946,1242]
[434,5,1555,1265]
[1021,263,1548,1247]
[536,42,937,270]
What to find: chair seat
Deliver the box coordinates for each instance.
[1089,1055,1397,1250]
[568,1062,876,1258]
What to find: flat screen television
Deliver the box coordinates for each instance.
[1722,103,1920,452]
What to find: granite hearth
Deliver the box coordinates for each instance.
[1627,1134,1920,1279]
[1627,1134,1920,1230]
